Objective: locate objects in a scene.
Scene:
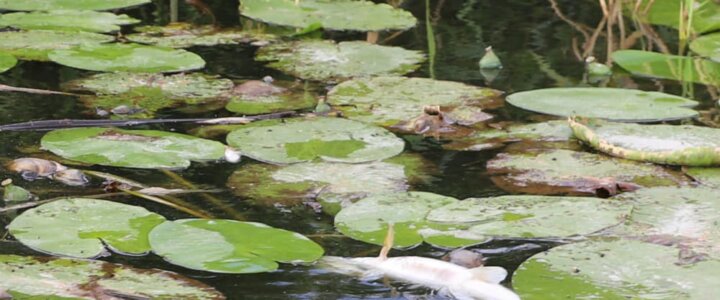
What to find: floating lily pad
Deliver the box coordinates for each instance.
[256,40,424,81]
[49,43,205,73]
[241,0,416,31]
[570,117,720,166]
[506,88,698,122]
[634,0,720,34]
[149,219,324,273]
[7,198,166,258]
[0,30,113,61]
[0,10,139,33]
[335,192,458,248]
[225,80,317,115]
[513,239,720,299]
[0,52,17,73]
[487,149,686,196]
[0,0,151,11]
[685,167,720,188]
[420,195,632,248]
[226,118,405,164]
[690,33,720,62]
[0,255,223,299]
[443,121,573,151]
[41,127,227,169]
[326,76,501,127]
[612,50,720,86]
[126,23,275,48]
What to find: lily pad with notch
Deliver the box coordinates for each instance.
[49,43,206,73]
[0,0,151,11]
[149,219,324,273]
[126,23,275,48]
[0,30,113,61]
[612,50,720,86]
[0,10,139,33]
[0,52,17,73]
[443,120,573,151]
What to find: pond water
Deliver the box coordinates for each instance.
[0,0,717,299]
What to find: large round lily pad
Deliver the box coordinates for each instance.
[0,52,17,73]
[690,32,720,62]
[326,76,501,127]
[126,23,275,48]
[570,117,720,166]
[0,255,224,299]
[513,239,720,299]
[0,10,139,33]
[41,127,227,169]
[506,88,698,122]
[48,43,206,73]
[0,30,113,61]
[256,40,424,81]
[7,198,166,258]
[335,192,459,248]
[443,120,573,151]
[612,50,720,86]
[0,0,151,11]
[226,118,405,164]
[421,195,632,248]
[241,0,416,31]
[149,219,324,273]
[487,149,687,196]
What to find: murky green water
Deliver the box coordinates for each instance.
[0,0,716,299]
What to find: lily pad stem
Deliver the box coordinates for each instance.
[160,169,246,220]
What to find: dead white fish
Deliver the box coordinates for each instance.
[320,225,520,300]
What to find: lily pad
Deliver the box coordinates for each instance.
[612,50,720,86]
[506,87,699,122]
[0,52,17,73]
[570,117,720,166]
[513,239,720,299]
[335,192,459,248]
[0,30,113,61]
[226,117,405,164]
[421,195,632,248]
[326,76,501,127]
[256,40,424,81]
[225,80,317,115]
[241,0,416,31]
[0,0,151,11]
[149,219,324,273]
[126,23,275,48]
[49,43,206,73]
[487,149,687,196]
[0,10,139,33]
[690,33,720,62]
[634,0,720,34]
[7,198,166,258]
[443,120,573,151]
[0,255,223,299]
[41,127,227,169]
[685,167,720,188]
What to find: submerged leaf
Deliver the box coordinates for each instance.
[49,43,206,73]
[225,80,317,115]
[443,120,573,151]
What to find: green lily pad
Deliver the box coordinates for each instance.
[0,52,17,73]
[0,30,113,61]
[0,0,151,11]
[513,239,720,299]
[241,0,416,31]
[634,0,720,34]
[0,255,223,299]
[41,127,227,169]
[685,167,720,188]
[0,10,139,33]
[7,198,166,258]
[326,76,501,127]
[570,117,720,166]
[256,40,424,81]
[78,88,178,119]
[335,192,459,248]
[443,120,573,151]
[487,149,687,196]
[690,33,720,62]
[421,195,632,248]
[126,23,275,48]
[612,50,720,86]
[49,43,205,73]
[226,117,405,164]
[506,87,698,122]
[225,80,317,115]
[149,219,324,273]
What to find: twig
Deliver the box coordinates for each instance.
[119,188,212,218]
[0,84,78,96]
[160,169,246,220]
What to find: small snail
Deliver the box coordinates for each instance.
[7,158,88,186]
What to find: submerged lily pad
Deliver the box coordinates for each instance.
[0,255,224,299]
[327,76,501,127]
[226,118,405,164]
[685,167,720,188]
[241,0,416,31]
[513,239,720,299]
[690,33,720,62]
[570,117,720,166]
[506,88,698,122]
[256,40,424,81]
[335,192,458,248]
[41,127,227,169]
[443,121,573,151]
[49,43,205,73]
[0,52,17,73]
[0,0,151,11]
[126,23,275,48]
[421,195,632,248]
[225,80,317,115]
[0,30,113,61]
[7,198,166,258]
[149,219,324,273]
[612,50,720,86]
[0,10,139,33]
[487,149,686,196]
